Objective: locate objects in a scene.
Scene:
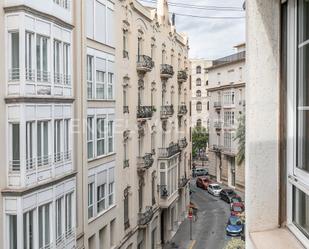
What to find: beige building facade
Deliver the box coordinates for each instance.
[207,44,246,192]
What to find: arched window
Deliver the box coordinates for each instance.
[197,119,202,127]
[196,78,201,86]
[196,101,202,112]
[196,66,201,74]
[196,90,201,97]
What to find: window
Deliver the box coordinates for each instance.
[196,66,201,74]
[124,188,129,228]
[25,32,34,81]
[123,29,129,58]
[224,111,235,127]
[53,0,70,9]
[88,182,94,219]
[196,119,202,127]
[108,72,114,100]
[108,120,114,153]
[196,78,201,86]
[96,70,105,99]
[152,173,156,205]
[96,117,105,156]
[108,168,114,206]
[87,55,94,99]
[196,90,201,97]
[38,204,51,249]
[63,43,70,84]
[36,35,49,82]
[151,127,156,153]
[223,91,235,106]
[26,121,34,170]
[196,101,202,112]
[37,121,49,167]
[97,182,106,213]
[9,32,20,81]
[54,120,62,162]
[23,210,34,249]
[151,43,155,60]
[64,119,70,160]
[56,197,63,243]
[138,35,143,57]
[65,192,73,236]
[10,123,20,172]
[54,40,61,84]
[8,215,17,249]
[87,117,94,159]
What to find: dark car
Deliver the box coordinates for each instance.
[226,216,243,236]
[220,189,238,203]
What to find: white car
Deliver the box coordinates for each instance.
[208,183,222,196]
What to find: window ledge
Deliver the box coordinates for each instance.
[250,228,305,249]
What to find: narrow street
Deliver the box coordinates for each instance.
[164,179,232,249]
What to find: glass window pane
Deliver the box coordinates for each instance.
[11,32,19,71]
[9,215,17,249]
[298,0,309,44]
[293,187,309,237]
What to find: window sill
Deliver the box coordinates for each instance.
[88,204,116,224]
[88,152,116,163]
[250,228,305,249]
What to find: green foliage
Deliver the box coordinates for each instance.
[192,126,208,158]
[234,115,245,165]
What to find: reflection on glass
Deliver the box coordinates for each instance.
[293,187,309,238]
[298,0,309,44]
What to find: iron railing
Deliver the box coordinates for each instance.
[158,143,180,158]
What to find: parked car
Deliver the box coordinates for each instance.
[196,177,213,190]
[207,183,222,196]
[220,189,238,203]
[193,167,208,177]
[230,196,243,209]
[226,216,243,237]
[231,202,245,216]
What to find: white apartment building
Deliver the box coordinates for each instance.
[190,59,212,129]
[1,1,76,249]
[207,44,246,191]
[246,1,308,248]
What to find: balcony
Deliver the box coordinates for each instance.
[158,184,179,208]
[178,176,189,189]
[137,153,154,170]
[137,106,154,119]
[214,101,222,109]
[123,159,129,168]
[177,70,188,83]
[178,138,188,150]
[178,104,188,116]
[137,55,154,73]
[212,144,223,152]
[158,143,180,159]
[212,51,246,67]
[160,64,174,79]
[138,206,154,227]
[222,146,237,156]
[160,105,174,119]
[8,150,73,188]
[159,185,169,198]
[214,121,223,130]
[123,106,129,114]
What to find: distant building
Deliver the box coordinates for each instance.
[190,59,212,129]
[207,44,246,191]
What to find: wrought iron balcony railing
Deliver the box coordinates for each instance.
[160,64,174,78]
[137,153,154,169]
[177,70,188,82]
[212,144,223,152]
[137,106,154,119]
[138,206,154,226]
[178,177,189,189]
[137,55,154,73]
[159,184,169,198]
[158,143,180,158]
[214,101,222,109]
[214,121,223,129]
[179,138,188,149]
[178,104,188,116]
[160,105,174,119]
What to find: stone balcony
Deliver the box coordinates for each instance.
[160,64,174,79]
[137,153,154,170]
[138,206,154,227]
[160,105,174,119]
[158,143,180,159]
[137,55,154,73]
[222,146,237,156]
[214,101,222,109]
[178,104,188,116]
[212,144,223,152]
[214,121,223,130]
[178,176,189,189]
[177,70,188,83]
[137,106,154,119]
[178,137,188,150]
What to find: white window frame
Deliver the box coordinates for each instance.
[8,31,20,81]
[26,121,35,170]
[55,197,64,244]
[65,192,73,237]
[25,31,35,81]
[87,116,94,159]
[107,72,114,100]
[38,203,51,249]
[36,35,50,82]
[108,120,114,153]
[96,117,105,157]
[87,55,94,99]
[286,1,309,247]
[97,183,106,213]
[37,120,50,167]
[23,210,34,249]
[88,182,95,219]
[96,70,105,99]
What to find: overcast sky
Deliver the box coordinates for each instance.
[139,0,245,60]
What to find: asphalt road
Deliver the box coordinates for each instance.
[164,179,232,249]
